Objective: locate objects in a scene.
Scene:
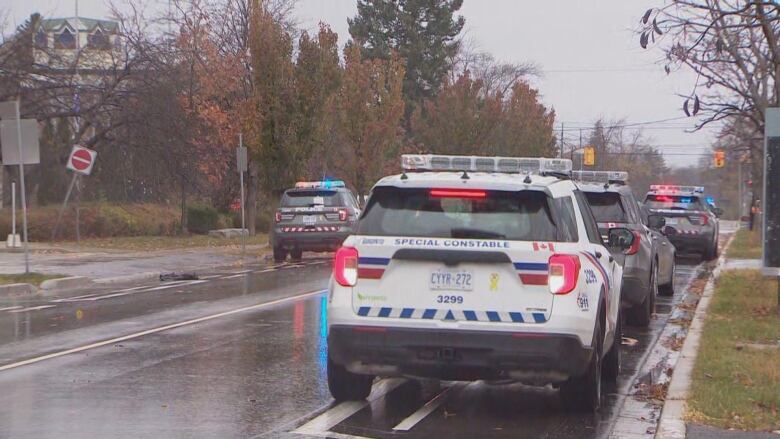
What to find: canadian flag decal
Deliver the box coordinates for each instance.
[533,242,556,252]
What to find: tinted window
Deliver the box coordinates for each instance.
[645,195,705,211]
[551,196,579,242]
[281,190,344,207]
[584,192,627,223]
[574,191,604,245]
[358,187,575,242]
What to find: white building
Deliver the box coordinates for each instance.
[33,17,122,71]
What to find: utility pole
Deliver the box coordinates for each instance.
[559,122,564,158]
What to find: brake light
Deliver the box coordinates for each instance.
[625,231,642,255]
[338,209,348,221]
[334,247,359,286]
[654,196,672,202]
[548,254,580,295]
[700,215,709,225]
[275,211,282,223]
[430,189,487,199]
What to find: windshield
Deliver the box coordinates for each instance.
[584,192,628,223]
[358,187,574,242]
[645,194,705,211]
[281,190,343,208]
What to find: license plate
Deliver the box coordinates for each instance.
[665,217,678,225]
[302,215,317,225]
[429,270,473,291]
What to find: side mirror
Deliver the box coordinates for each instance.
[713,207,723,218]
[647,215,666,230]
[608,228,635,252]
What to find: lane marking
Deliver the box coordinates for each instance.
[0,289,325,372]
[300,432,376,439]
[256,269,277,273]
[392,384,459,431]
[7,305,56,313]
[0,306,23,312]
[199,275,221,279]
[223,274,247,279]
[228,270,253,275]
[293,378,406,435]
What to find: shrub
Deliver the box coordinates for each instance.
[186,204,219,234]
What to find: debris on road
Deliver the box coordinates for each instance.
[159,272,199,281]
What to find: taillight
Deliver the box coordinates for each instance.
[338,209,348,221]
[700,215,709,225]
[334,247,359,286]
[625,231,642,255]
[274,211,282,223]
[548,254,580,295]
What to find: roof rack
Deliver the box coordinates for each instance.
[400,154,573,176]
[649,184,704,194]
[571,171,628,185]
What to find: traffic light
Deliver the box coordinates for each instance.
[584,146,595,166]
[714,150,726,168]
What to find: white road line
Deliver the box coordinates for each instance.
[293,378,406,435]
[0,289,325,373]
[7,305,56,313]
[392,384,459,431]
[0,306,23,312]
[228,270,253,275]
[199,275,221,279]
[256,268,277,273]
[83,280,209,301]
[301,432,376,439]
[223,274,247,279]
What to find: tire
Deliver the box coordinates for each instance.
[627,265,656,327]
[273,246,287,263]
[704,236,718,261]
[327,355,374,402]
[561,313,603,411]
[659,257,676,297]
[602,309,622,382]
[290,248,303,261]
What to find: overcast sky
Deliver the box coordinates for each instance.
[4,0,720,167]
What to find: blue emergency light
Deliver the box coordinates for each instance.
[706,196,715,205]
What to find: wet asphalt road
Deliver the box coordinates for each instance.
[0,254,704,439]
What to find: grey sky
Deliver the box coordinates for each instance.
[4,0,719,167]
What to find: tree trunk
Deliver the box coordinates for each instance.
[246,162,260,236]
[180,181,188,234]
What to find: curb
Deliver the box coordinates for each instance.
[39,276,93,291]
[655,235,735,439]
[93,272,159,285]
[0,283,38,296]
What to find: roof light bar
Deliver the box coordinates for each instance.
[571,170,629,184]
[400,154,572,175]
[649,184,704,194]
[295,180,346,189]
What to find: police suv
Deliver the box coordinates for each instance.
[327,155,636,411]
[644,185,720,260]
[270,181,360,262]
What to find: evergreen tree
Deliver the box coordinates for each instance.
[348,0,465,109]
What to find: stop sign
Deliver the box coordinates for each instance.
[66,145,97,175]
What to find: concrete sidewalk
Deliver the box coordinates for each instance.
[0,243,268,283]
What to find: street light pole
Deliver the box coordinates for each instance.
[13,101,30,274]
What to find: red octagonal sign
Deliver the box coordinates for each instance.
[66,145,97,175]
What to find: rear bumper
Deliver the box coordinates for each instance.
[666,232,712,253]
[328,325,593,383]
[271,229,352,251]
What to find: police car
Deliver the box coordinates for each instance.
[270,181,360,262]
[644,185,720,260]
[327,155,636,411]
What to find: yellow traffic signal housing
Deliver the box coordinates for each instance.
[714,150,726,168]
[584,146,595,166]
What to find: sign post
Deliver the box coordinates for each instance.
[237,135,248,259]
[762,107,780,309]
[0,101,39,273]
[52,145,97,242]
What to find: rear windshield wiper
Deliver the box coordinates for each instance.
[450,228,506,240]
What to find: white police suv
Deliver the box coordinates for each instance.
[327,155,634,411]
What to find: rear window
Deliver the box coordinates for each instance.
[357,187,576,242]
[645,195,704,211]
[584,192,627,223]
[281,190,344,208]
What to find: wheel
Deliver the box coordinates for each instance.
[561,314,603,411]
[602,309,622,382]
[704,237,718,261]
[290,248,303,261]
[659,257,676,296]
[627,265,656,327]
[327,355,374,402]
[273,246,287,263]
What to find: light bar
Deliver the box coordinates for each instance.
[400,154,572,175]
[295,180,346,189]
[649,185,704,193]
[571,171,629,184]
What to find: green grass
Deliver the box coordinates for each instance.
[0,273,65,286]
[727,229,762,259]
[687,270,780,431]
[71,233,269,252]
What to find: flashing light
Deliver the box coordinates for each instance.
[401,154,573,175]
[548,254,580,295]
[572,170,629,184]
[430,189,487,199]
[649,185,704,194]
[706,196,715,205]
[295,180,346,189]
